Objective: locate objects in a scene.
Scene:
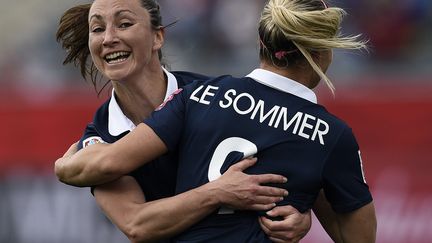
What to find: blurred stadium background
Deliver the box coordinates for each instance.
[0,0,431,242]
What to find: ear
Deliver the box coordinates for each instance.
[311,51,327,69]
[313,50,333,75]
[310,51,321,62]
[152,28,165,51]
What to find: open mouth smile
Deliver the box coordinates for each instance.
[104,51,131,64]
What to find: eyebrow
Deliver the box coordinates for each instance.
[89,10,137,22]
[89,14,103,22]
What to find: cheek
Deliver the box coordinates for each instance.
[89,37,103,68]
[131,37,153,61]
[131,30,159,53]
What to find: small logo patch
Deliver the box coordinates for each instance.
[83,136,105,148]
[156,88,183,111]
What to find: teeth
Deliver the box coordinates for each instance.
[108,57,127,64]
[105,51,130,63]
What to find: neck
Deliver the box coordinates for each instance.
[260,61,316,89]
[111,63,167,125]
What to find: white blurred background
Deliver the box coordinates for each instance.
[1,0,431,242]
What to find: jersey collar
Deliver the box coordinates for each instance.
[246,68,317,104]
[108,67,179,136]
[163,67,179,101]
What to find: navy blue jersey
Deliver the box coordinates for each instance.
[145,69,372,242]
[78,69,210,201]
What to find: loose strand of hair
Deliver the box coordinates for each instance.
[293,42,336,95]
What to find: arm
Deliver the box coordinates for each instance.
[260,197,375,243]
[335,202,377,243]
[258,206,311,243]
[94,158,289,243]
[320,127,376,242]
[312,189,343,243]
[55,123,167,187]
[255,127,371,243]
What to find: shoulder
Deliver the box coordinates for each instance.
[325,110,353,137]
[92,98,110,127]
[196,74,238,87]
[324,111,358,152]
[170,71,213,87]
[177,74,234,92]
[295,103,355,149]
[85,97,116,143]
[306,103,351,130]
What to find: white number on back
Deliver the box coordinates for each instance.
[207,137,258,214]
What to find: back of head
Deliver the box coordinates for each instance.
[258,0,367,93]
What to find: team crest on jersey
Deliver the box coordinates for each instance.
[156,88,183,111]
[82,136,106,148]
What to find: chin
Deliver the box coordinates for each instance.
[104,64,136,81]
[105,70,128,81]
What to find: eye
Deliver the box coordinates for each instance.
[119,22,133,28]
[91,26,104,33]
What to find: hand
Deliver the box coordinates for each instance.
[259,206,311,243]
[63,141,79,157]
[212,157,288,211]
[54,141,79,180]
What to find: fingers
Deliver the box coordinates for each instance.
[254,185,288,197]
[261,206,311,235]
[252,174,287,184]
[261,206,309,242]
[63,141,79,157]
[247,203,277,211]
[259,216,271,233]
[260,215,286,231]
[251,195,284,205]
[229,157,258,171]
[261,217,290,232]
[229,158,288,187]
[260,217,291,241]
[260,217,299,242]
[266,205,301,218]
[54,157,64,168]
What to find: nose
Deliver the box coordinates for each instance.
[102,26,119,47]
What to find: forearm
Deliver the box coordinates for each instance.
[55,143,120,187]
[96,158,288,242]
[337,202,377,243]
[130,182,226,242]
[94,176,147,241]
[55,124,168,187]
[312,190,343,243]
[96,177,222,242]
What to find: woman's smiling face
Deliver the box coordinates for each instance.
[88,0,163,81]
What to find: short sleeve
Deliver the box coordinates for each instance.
[77,123,106,151]
[144,88,187,152]
[322,127,373,213]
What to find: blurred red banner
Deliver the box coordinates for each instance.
[0,89,103,175]
[1,84,432,242]
[1,84,431,185]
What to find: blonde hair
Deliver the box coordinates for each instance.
[259,0,367,93]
